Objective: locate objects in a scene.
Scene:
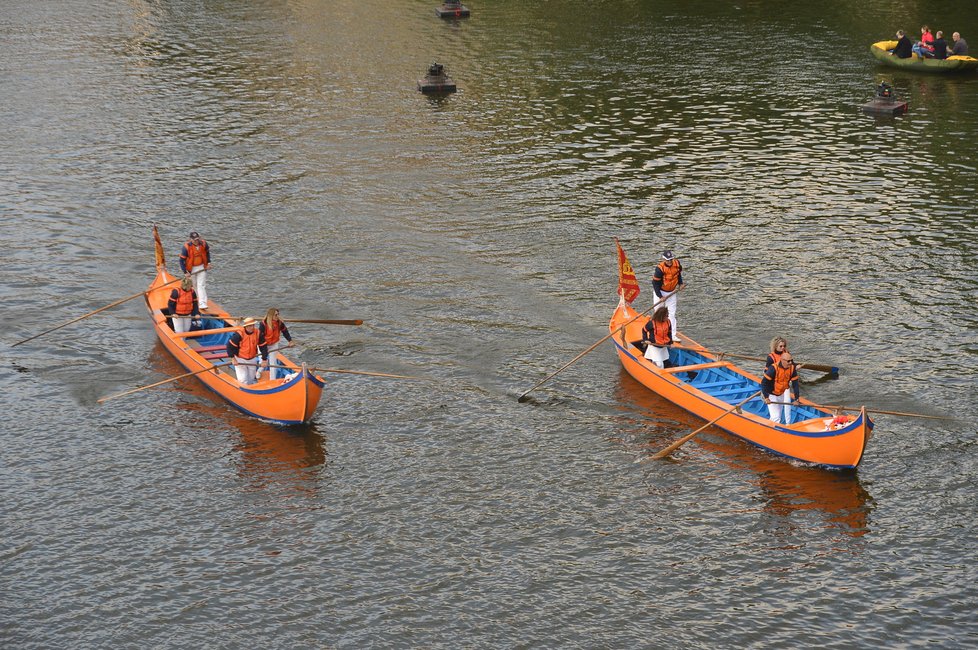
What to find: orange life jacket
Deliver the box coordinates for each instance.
[262,319,283,346]
[771,362,798,396]
[767,348,789,367]
[172,288,195,316]
[652,319,672,346]
[183,239,208,269]
[236,328,259,360]
[657,259,682,292]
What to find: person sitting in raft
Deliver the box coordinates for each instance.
[258,308,293,380]
[912,25,935,58]
[765,336,789,368]
[950,32,969,56]
[166,275,200,334]
[641,306,674,369]
[891,30,913,58]
[226,317,268,385]
[762,352,800,425]
[932,31,948,59]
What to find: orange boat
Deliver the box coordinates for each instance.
[145,231,325,424]
[610,300,872,468]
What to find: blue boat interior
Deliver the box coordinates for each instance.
[189,317,234,347]
[655,346,825,425]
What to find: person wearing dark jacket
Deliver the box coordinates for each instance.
[892,30,913,58]
[259,308,293,379]
[761,352,800,424]
[226,318,267,385]
[932,31,948,59]
[651,250,685,343]
[166,275,200,334]
[950,32,969,56]
[179,231,211,309]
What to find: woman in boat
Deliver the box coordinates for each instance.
[166,275,200,334]
[912,25,935,58]
[641,306,674,369]
[762,352,800,424]
[766,336,789,367]
[226,317,268,385]
[652,250,685,343]
[259,308,293,380]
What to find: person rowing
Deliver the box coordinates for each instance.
[226,317,268,385]
[651,249,685,343]
[761,351,800,424]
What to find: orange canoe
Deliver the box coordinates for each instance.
[144,262,325,425]
[610,301,872,468]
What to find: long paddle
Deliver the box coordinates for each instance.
[236,361,422,380]
[224,318,363,326]
[98,361,422,404]
[517,303,659,403]
[517,286,688,403]
[12,268,205,348]
[671,343,839,375]
[808,402,952,421]
[98,362,231,403]
[651,391,762,460]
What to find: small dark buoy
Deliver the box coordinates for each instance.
[862,81,908,116]
[435,1,470,18]
[418,62,457,94]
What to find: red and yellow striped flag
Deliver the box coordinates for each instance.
[615,238,640,303]
[153,224,166,268]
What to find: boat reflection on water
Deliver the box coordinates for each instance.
[147,341,327,488]
[613,369,873,538]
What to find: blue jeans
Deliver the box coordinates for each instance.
[913,43,933,58]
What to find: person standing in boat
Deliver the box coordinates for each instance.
[912,25,935,58]
[641,305,674,369]
[652,250,685,343]
[762,352,800,425]
[950,32,969,56]
[166,275,200,334]
[259,308,293,380]
[227,317,268,385]
[179,231,211,311]
[891,30,913,59]
[932,31,948,59]
[765,336,789,367]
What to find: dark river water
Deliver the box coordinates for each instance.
[3,0,977,647]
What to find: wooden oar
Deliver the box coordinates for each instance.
[651,391,762,460]
[810,402,952,421]
[225,318,363,326]
[308,367,421,380]
[517,302,662,403]
[12,268,204,348]
[672,343,839,375]
[235,361,421,381]
[97,362,231,403]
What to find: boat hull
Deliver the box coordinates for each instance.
[870,41,978,72]
[610,303,871,468]
[145,268,324,424]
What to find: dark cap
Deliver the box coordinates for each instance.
[189,231,200,238]
[662,250,674,260]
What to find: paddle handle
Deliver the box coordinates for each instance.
[223,318,363,326]
[651,391,762,460]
